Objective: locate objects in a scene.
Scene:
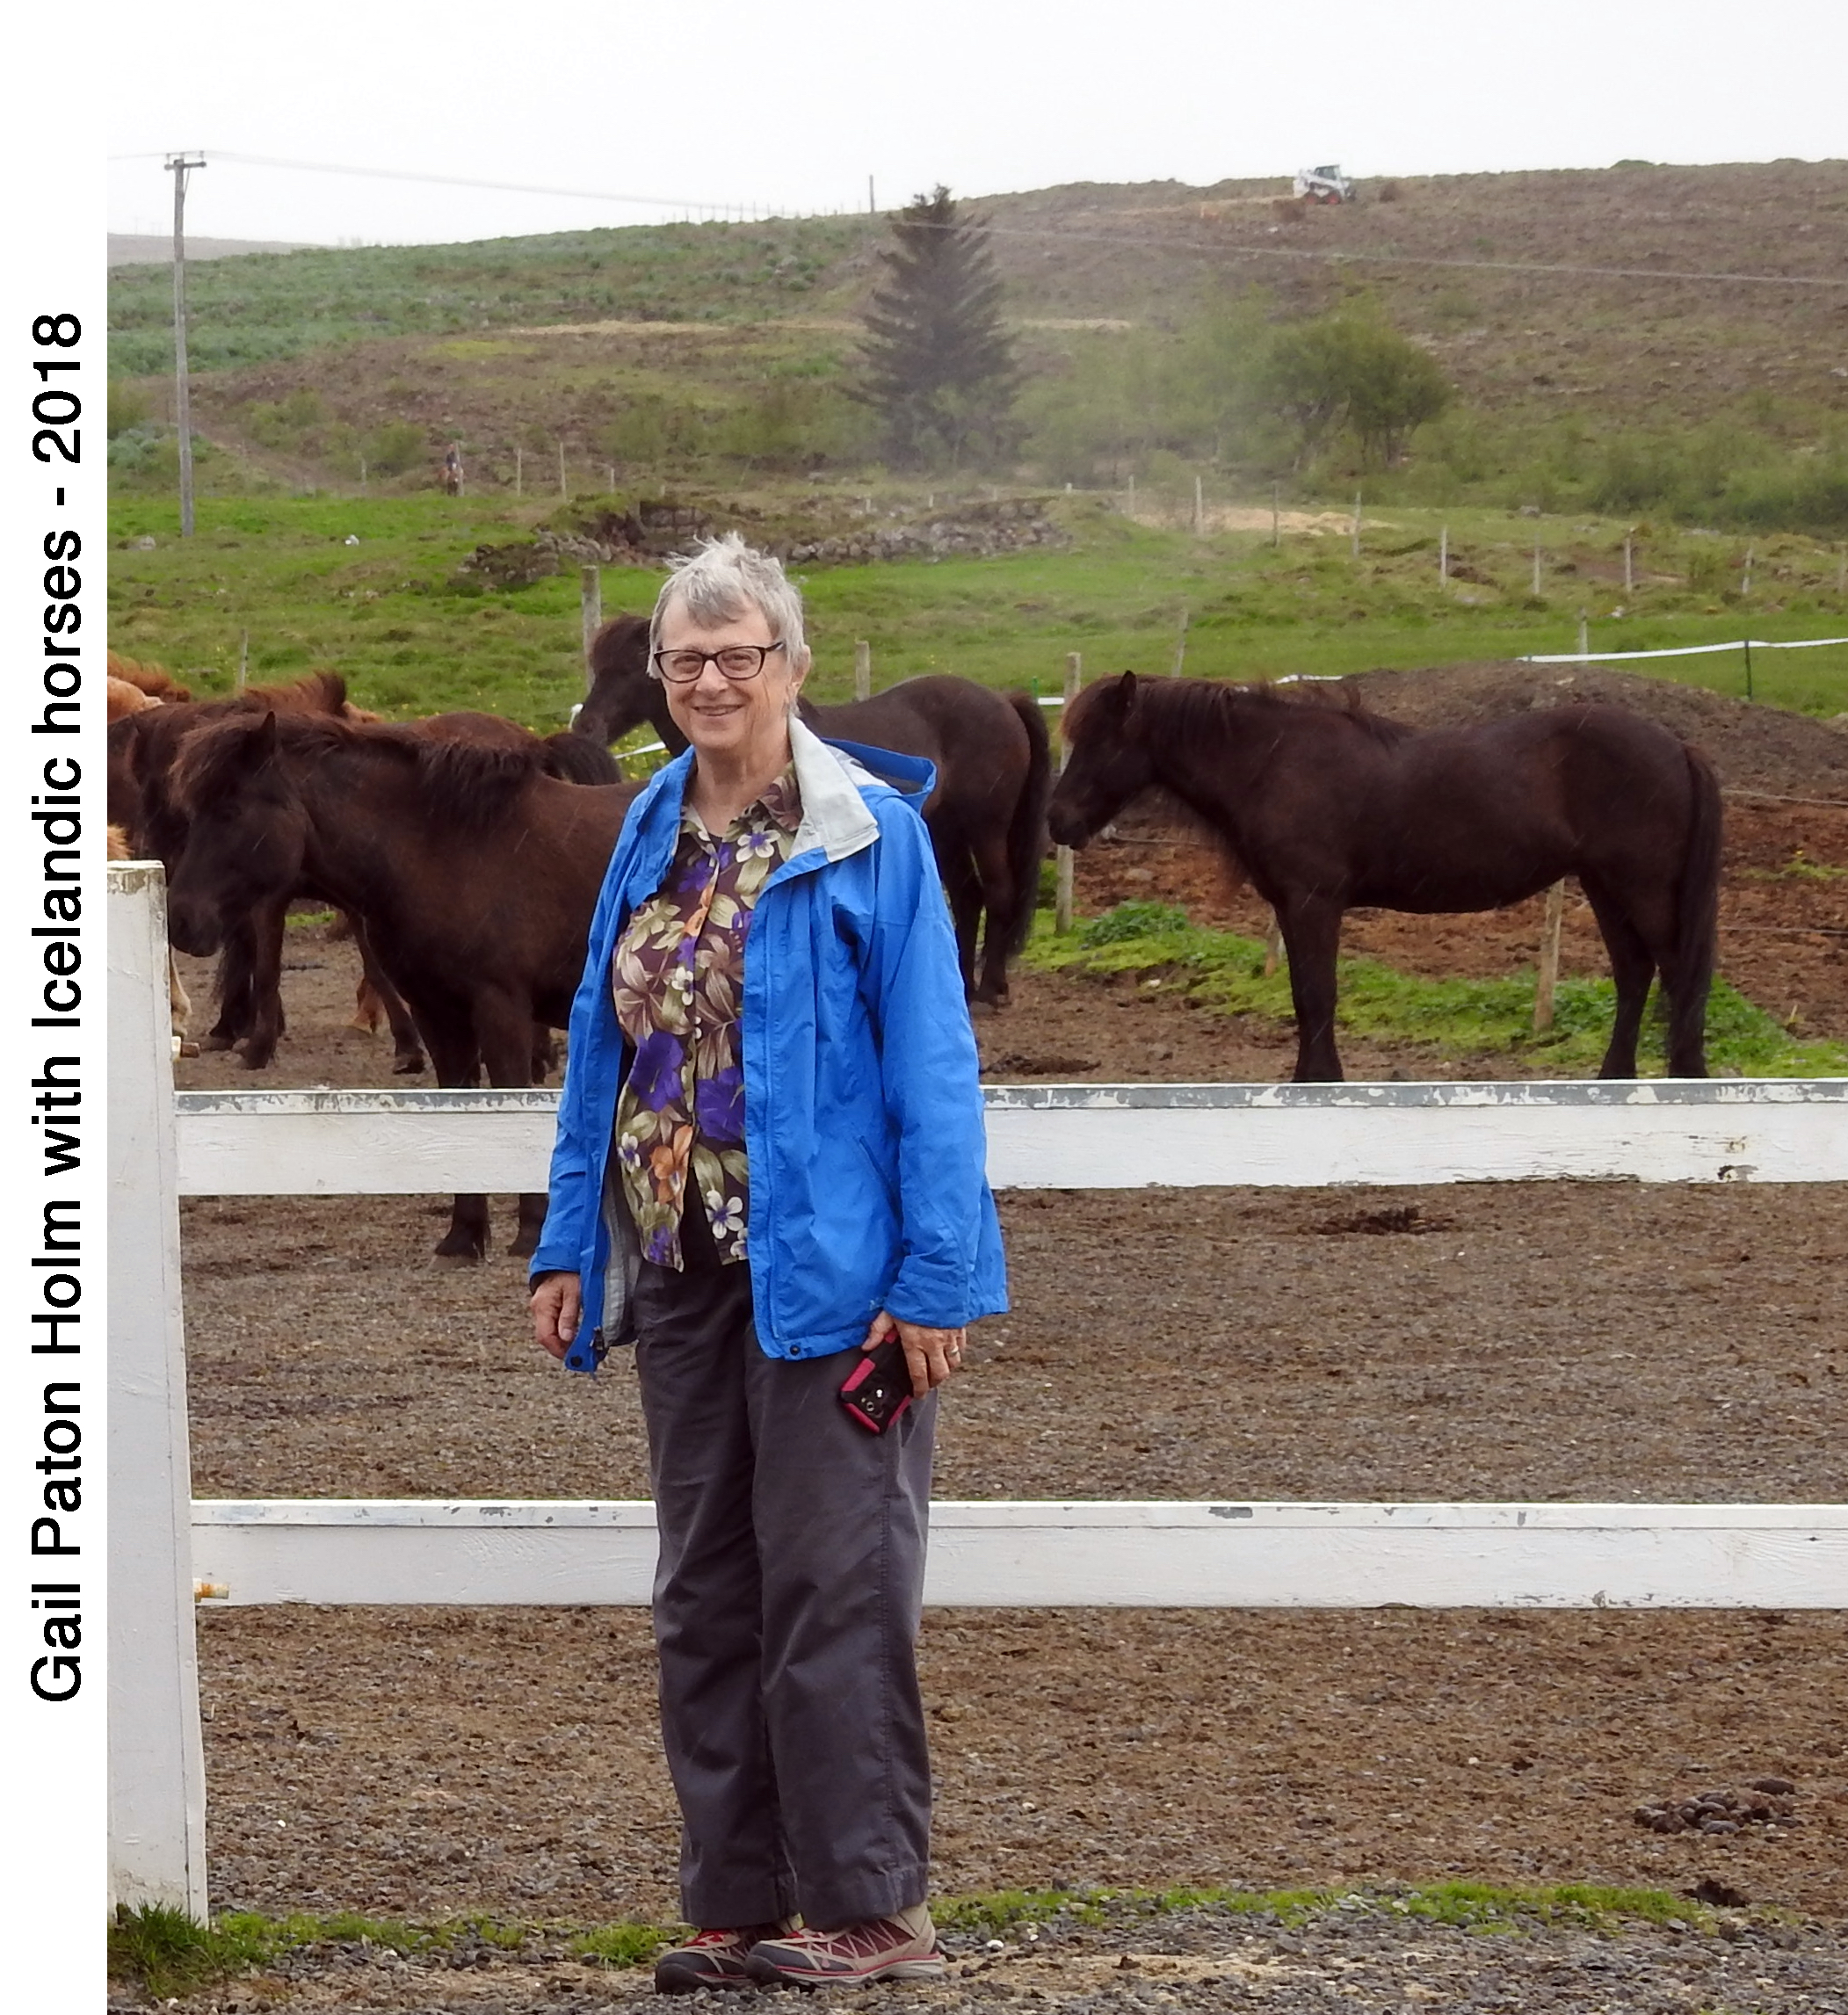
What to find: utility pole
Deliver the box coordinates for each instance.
[166,152,207,538]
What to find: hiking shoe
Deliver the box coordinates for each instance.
[654,1923,784,1993]
[743,1905,943,1987]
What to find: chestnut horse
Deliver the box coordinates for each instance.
[167,709,639,1261]
[1049,672,1721,1082]
[576,612,1050,1004]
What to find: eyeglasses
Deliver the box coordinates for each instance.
[651,641,786,685]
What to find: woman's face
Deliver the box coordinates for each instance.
[656,597,807,772]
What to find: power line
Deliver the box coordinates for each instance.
[106,149,1848,290]
[110,149,786,220]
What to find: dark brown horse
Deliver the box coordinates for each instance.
[110,676,617,1074]
[107,674,426,1070]
[166,709,639,1260]
[1049,672,1721,1082]
[576,612,1051,1004]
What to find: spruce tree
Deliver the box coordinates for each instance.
[856,186,1020,470]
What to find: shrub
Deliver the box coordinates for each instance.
[108,381,152,438]
[365,421,428,477]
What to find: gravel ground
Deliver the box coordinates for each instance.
[114,1895,1848,2012]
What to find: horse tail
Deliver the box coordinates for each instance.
[540,731,621,786]
[1001,690,1054,959]
[1669,742,1723,1067]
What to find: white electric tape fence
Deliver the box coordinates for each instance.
[572,634,1848,753]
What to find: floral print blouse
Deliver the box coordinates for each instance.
[610,767,803,1269]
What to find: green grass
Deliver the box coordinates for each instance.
[106,1903,523,1999]
[1030,903,1848,1078]
[107,218,878,376]
[107,490,1848,729]
[110,1881,1745,1998]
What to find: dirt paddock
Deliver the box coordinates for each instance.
[158,674,1848,1994]
[171,949,1847,1944]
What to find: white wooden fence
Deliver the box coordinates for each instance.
[107,866,1848,1917]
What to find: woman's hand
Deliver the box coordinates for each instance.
[863,1309,966,1399]
[531,1272,583,1362]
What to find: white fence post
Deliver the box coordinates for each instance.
[108,865,208,1918]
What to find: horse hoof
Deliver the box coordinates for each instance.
[239,1048,277,1071]
[432,1244,484,1266]
[508,1236,540,1261]
[392,1055,428,1076]
[199,1034,236,1053]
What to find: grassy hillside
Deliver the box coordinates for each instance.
[109,161,1848,535]
[111,163,1848,425]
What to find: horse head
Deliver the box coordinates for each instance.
[576,612,685,753]
[1047,671,1156,847]
[166,712,310,958]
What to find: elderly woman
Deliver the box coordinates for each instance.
[530,534,1005,1991]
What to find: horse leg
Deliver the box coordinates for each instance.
[237,899,289,1070]
[475,995,548,1260]
[1278,899,1345,1082]
[417,1018,489,1263]
[351,918,427,1075]
[201,924,257,1051]
[1581,882,1655,1080]
[937,843,983,999]
[969,827,1018,1007]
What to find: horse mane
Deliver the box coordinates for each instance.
[1077,673,1417,751]
[244,669,350,714]
[172,706,562,830]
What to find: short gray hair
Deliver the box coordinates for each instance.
[650,532,808,668]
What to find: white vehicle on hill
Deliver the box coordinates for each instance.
[1293,164,1355,204]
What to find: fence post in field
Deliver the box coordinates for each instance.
[1272,481,1280,548]
[1533,544,1543,596]
[1439,525,1449,583]
[236,630,249,692]
[1170,609,1190,678]
[853,639,872,702]
[1351,490,1362,560]
[1742,545,1755,597]
[557,441,568,500]
[580,567,603,692]
[1263,917,1286,977]
[1577,610,1590,657]
[1193,473,1205,536]
[1624,531,1635,597]
[1055,652,1082,934]
[514,446,523,497]
[1533,880,1567,1033]
[108,865,209,1918]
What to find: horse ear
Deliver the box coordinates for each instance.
[1112,670,1139,714]
[251,711,280,764]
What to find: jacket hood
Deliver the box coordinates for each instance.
[786,715,934,863]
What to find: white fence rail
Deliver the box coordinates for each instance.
[173,1075,1848,1197]
[105,866,1848,1918]
[193,1498,1848,1613]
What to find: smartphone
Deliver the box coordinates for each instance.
[838,1336,915,1435]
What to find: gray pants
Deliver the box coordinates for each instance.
[633,1234,937,1930]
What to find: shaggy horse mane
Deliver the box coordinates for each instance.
[1070,671,1417,751]
[172,708,555,830]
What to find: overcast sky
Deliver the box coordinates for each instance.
[108,0,1846,246]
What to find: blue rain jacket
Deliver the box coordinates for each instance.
[529,716,1008,1371]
